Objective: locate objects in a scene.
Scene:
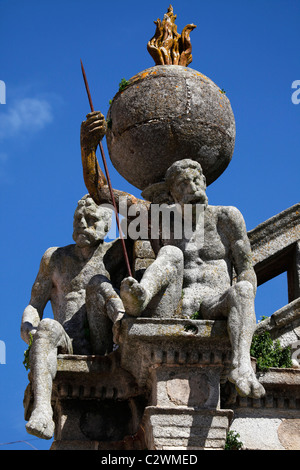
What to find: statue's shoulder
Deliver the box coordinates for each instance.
[41,246,59,262]
[210,205,246,236]
[41,245,75,267]
[211,204,244,222]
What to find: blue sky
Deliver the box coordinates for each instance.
[0,0,299,450]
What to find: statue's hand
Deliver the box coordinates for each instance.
[80,111,107,150]
[106,297,125,324]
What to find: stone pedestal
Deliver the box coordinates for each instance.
[24,318,234,450]
[24,352,147,450]
[118,318,233,450]
[143,407,233,450]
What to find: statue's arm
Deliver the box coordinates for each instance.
[80,111,107,205]
[223,207,257,294]
[20,247,55,344]
[80,112,143,209]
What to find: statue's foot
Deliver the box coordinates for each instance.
[26,407,54,440]
[228,365,265,399]
[120,277,149,316]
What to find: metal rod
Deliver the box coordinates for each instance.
[80,59,133,277]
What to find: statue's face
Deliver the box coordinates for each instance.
[72,202,111,248]
[170,168,207,207]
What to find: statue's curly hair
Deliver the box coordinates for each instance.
[164,159,206,190]
[76,194,113,232]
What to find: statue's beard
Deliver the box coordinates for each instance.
[73,229,98,247]
[178,189,208,208]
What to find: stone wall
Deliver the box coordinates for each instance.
[229,368,300,450]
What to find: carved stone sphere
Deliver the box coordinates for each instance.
[106,65,235,190]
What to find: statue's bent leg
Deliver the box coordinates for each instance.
[26,318,72,439]
[225,281,265,398]
[86,274,124,355]
[120,245,184,317]
[201,281,265,399]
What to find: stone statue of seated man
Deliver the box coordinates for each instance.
[20,194,130,439]
[80,111,266,401]
[120,159,266,400]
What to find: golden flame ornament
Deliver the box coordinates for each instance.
[147,5,196,67]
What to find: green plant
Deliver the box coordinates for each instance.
[225,430,243,450]
[119,78,130,92]
[220,88,226,94]
[106,118,112,129]
[250,331,292,371]
[23,333,33,371]
[190,311,201,319]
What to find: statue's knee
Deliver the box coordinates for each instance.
[36,318,64,343]
[87,274,106,291]
[38,318,57,333]
[232,281,254,301]
[159,245,183,267]
[86,275,116,315]
[237,280,254,295]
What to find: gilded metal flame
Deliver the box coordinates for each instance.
[147,5,196,67]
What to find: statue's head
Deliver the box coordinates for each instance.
[165,159,208,208]
[72,195,112,248]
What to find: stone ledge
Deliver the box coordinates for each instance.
[56,352,118,373]
[255,298,300,335]
[120,317,229,342]
[54,351,141,402]
[258,367,300,386]
[118,318,231,388]
[248,203,300,264]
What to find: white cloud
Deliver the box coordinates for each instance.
[0,97,53,140]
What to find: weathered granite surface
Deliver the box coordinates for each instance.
[20,195,131,440]
[117,159,265,401]
[106,65,236,190]
[22,27,299,448]
[23,318,234,450]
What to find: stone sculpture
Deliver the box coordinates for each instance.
[106,66,235,191]
[20,195,130,439]
[80,112,266,400]
[22,6,272,448]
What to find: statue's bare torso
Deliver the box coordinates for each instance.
[43,243,111,352]
[159,205,253,317]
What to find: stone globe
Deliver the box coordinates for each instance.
[106,65,235,191]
